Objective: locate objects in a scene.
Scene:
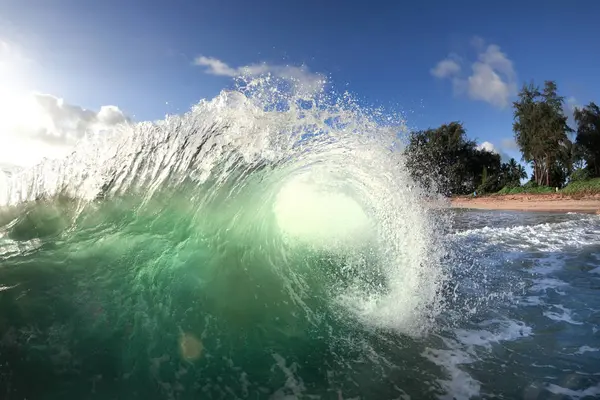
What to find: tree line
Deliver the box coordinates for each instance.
[404,80,600,195]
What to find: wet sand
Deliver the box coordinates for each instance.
[451,193,600,214]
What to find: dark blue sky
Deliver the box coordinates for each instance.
[1,0,599,160]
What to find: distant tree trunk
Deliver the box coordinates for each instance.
[534,159,543,186]
[545,155,548,186]
[546,154,551,187]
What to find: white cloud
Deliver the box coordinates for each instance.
[467,62,513,107]
[194,56,237,76]
[467,45,517,107]
[194,55,326,95]
[11,93,127,143]
[430,58,461,79]
[477,141,497,153]
[477,140,513,162]
[0,92,128,168]
[432,38,517,108]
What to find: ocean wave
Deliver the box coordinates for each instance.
[0,79,453,398]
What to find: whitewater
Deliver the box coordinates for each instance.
[0,78,599,399]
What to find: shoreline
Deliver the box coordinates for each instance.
[450,193,600,214]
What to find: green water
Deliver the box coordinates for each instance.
[0,180,444,399]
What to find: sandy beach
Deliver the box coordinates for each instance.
[451,193,600,214]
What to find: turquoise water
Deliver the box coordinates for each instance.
[1,87,599,399]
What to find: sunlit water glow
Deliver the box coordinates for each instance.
[1,77,599,399]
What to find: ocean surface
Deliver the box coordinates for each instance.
[1,83,599,399]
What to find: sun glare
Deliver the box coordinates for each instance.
[0,42,47,136]
[0,89,47,133]
[0,59,58,167]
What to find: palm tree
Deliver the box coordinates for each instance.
[507,158,518,178]
[506,158,527,182]
[516,164,528,181]
[499,158,527,188]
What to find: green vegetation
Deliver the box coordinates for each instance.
[495,182,555,196]
[404,122,525,196]
[561,177,600,195]
[574,103,600,177]
[404,80,600,196]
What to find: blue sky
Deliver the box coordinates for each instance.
[1,0,599,167]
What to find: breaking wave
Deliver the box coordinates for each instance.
[0,78,450,398]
